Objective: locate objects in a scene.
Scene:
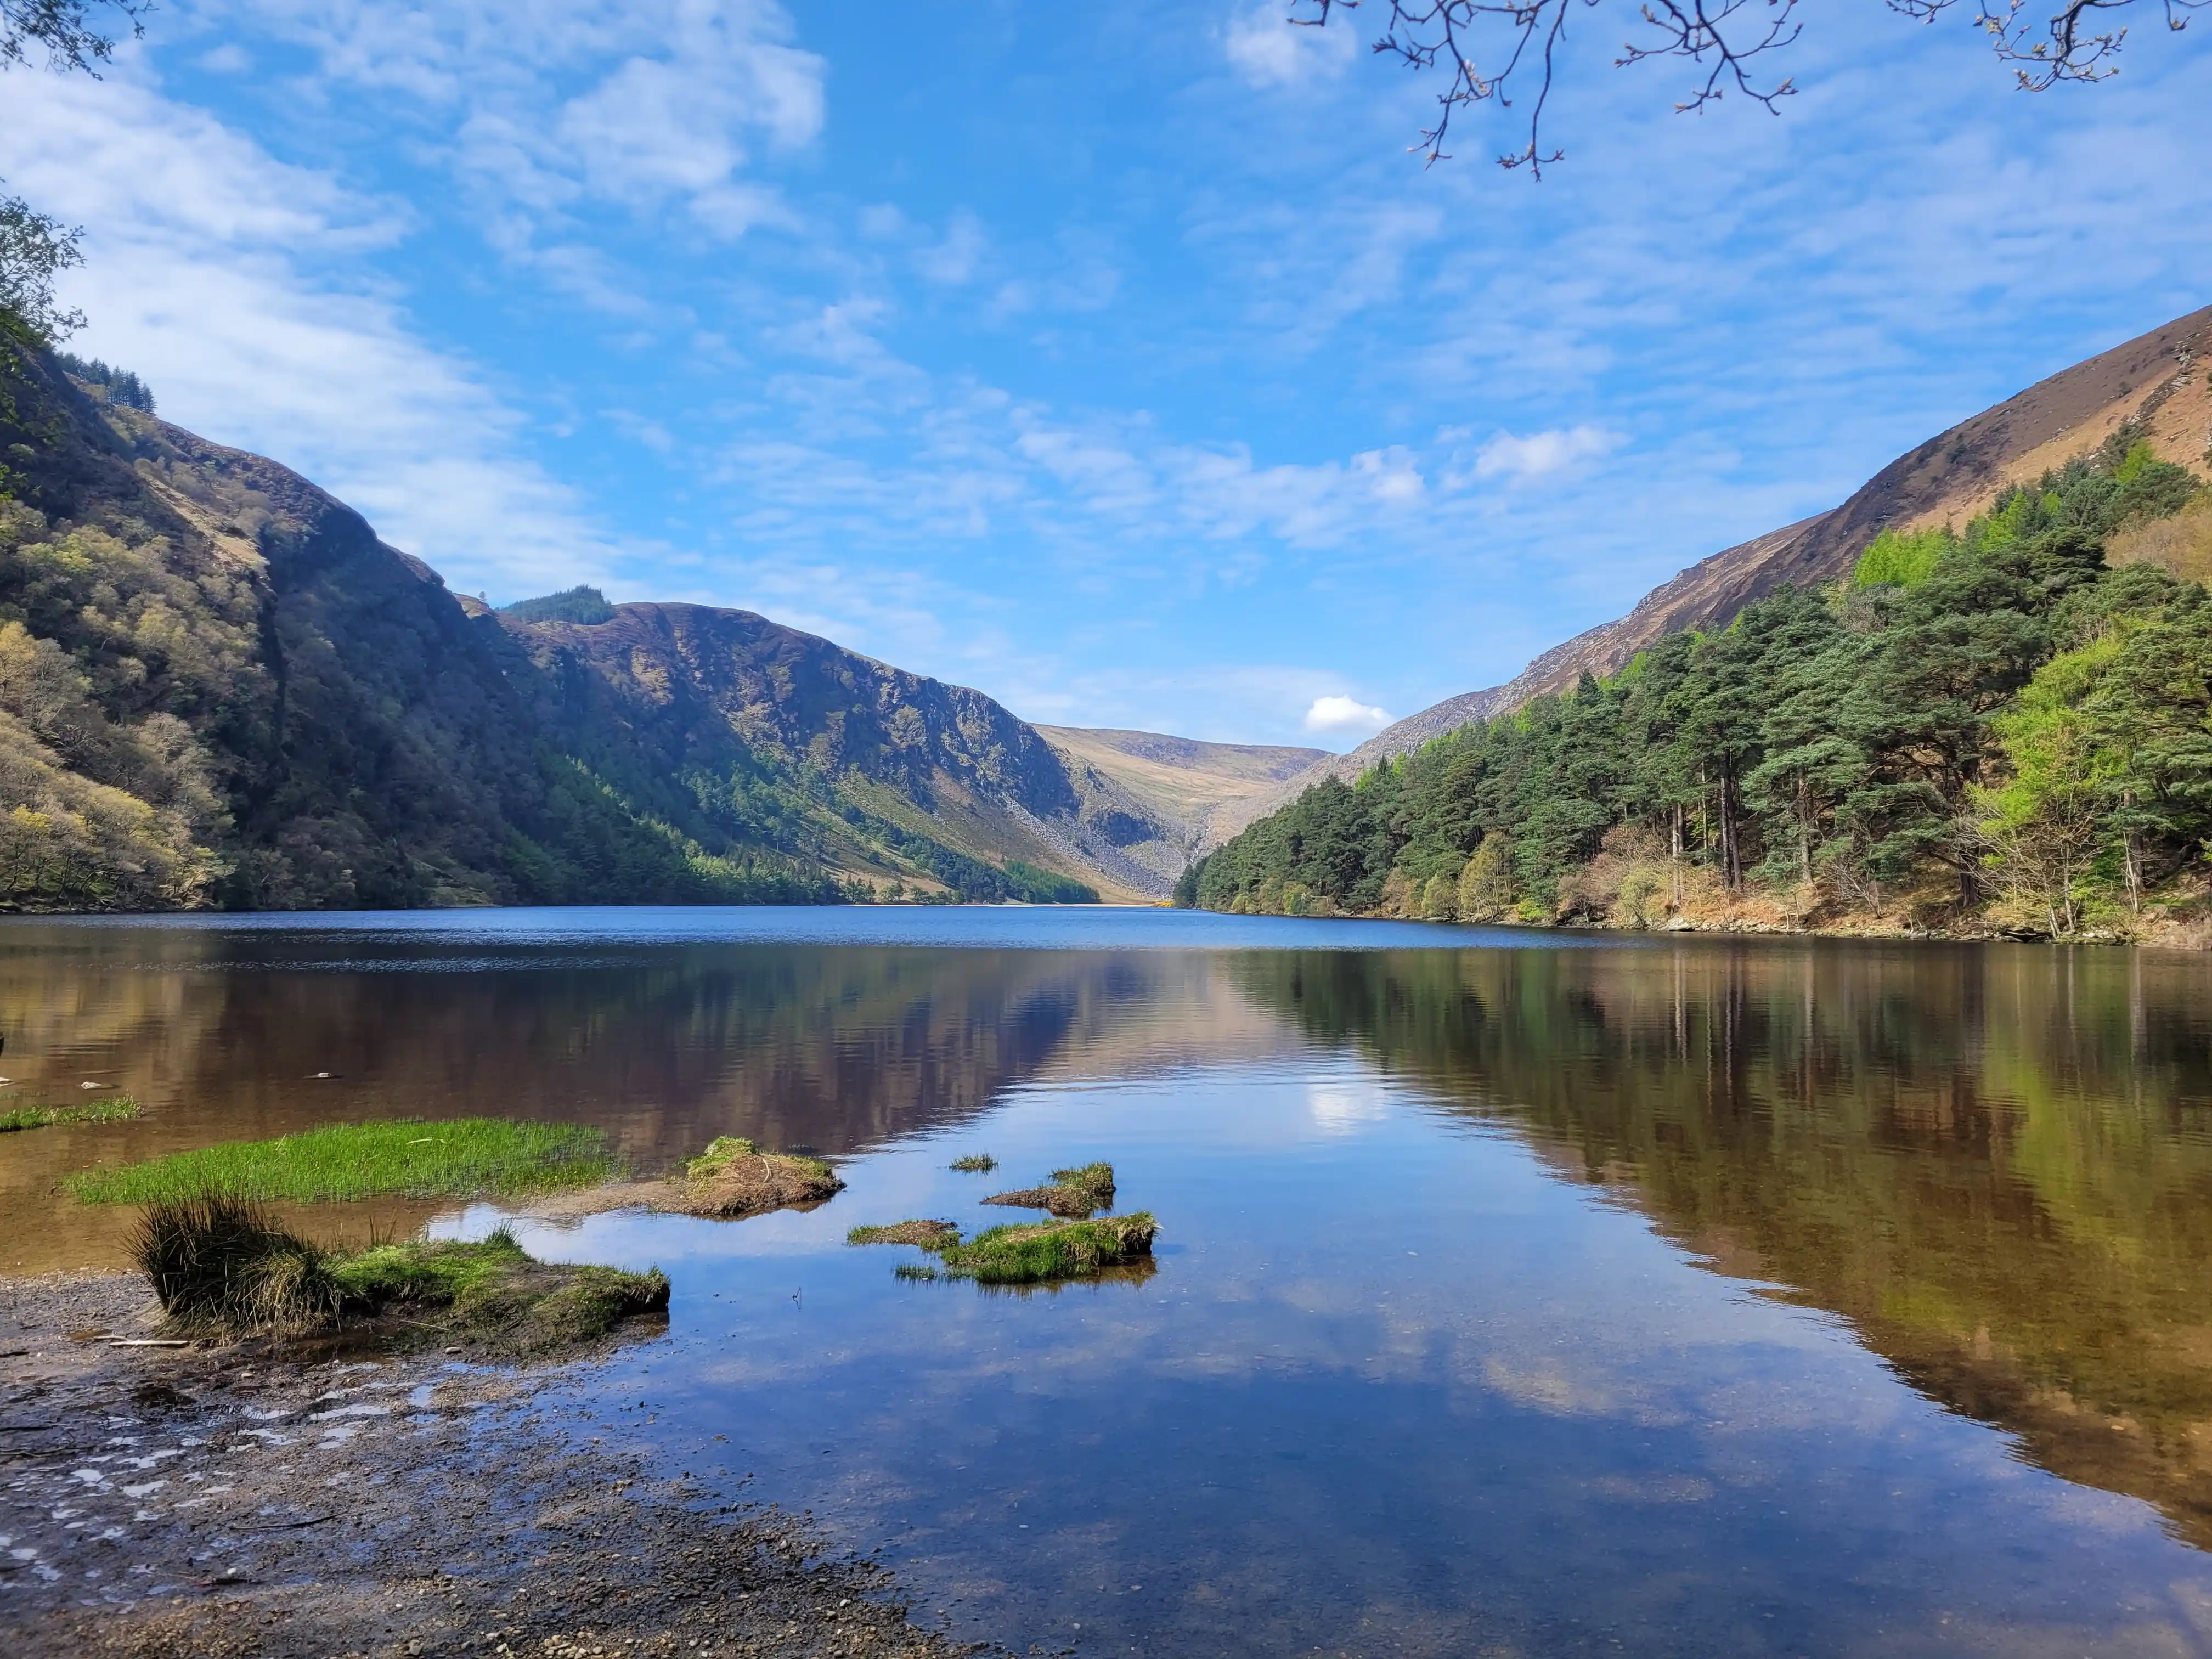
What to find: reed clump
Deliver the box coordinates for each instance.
[68,1118,613,1205]
[665,1136,844,1220]
[0,1093,140,1132]
[129,1195,668,1352]
[948,1153,997,1173]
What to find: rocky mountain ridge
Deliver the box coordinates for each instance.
[0,347,1289,909]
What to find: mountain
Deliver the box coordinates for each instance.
[1215,304,2212,842]
[1035,726,1327,888]
[0,347,1203,910]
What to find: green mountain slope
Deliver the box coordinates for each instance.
[0,349,1151,910]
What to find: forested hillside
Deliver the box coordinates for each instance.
[0,348,1131,911]
[1184,431,2212,941]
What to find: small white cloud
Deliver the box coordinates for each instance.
[914,210,985,285]
[1304,695,1392,735]
[1472,425,1622,484]
[1224,3,1353,88]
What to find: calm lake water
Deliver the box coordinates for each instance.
[8,906,2212,1654]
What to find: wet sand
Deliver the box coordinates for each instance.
[0,1274,980,1659]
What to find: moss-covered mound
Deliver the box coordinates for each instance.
[664,1136,844,1220]
[939,1214,1155,1284]
[849,1209,1157,1285]
[982,1161,1116,1218]
[132,1197,668,1353]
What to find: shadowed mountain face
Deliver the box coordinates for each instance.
[1233,940,2212,1550]
[1219,306,2212,839]
[0,349,1182,908]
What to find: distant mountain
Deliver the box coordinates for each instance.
[1215,304,2212,842]
[1035,726,1327,886]
[0,348,1197,910]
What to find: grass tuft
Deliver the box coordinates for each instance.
[132,1197,343,1333]
[936,1213,1156,1285]
[66,1118,613,1205]
[0,1093,140,1132]
[949,1153,997,1173]
[848,1219,960,1248]
[983,1160,1116,1218]
[130,1198,668,1350]
[893,1262,940,1282]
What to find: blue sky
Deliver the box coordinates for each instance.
[3,2,2208,748]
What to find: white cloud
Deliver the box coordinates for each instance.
[1224,2,1353,87]
[208,0,825,241]
[0,71,635,597]
[1471,425,1624,484]
[1304,695,1392,735]
[914,210,986,285]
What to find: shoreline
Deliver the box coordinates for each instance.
[0,1271,978,1659]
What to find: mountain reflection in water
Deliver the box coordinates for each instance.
[1235,941,2212,1551]
[9,910,2212,1633]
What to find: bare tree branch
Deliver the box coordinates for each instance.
[0,1,149,76]
[1294,0,2200,173]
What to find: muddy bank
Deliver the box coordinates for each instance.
[0,1274,979,1659]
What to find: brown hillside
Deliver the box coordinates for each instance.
[1038,726,1326,885]
[1214,305,2212,843]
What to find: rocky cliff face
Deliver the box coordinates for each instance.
[1216,305,2212,840]
[0,348,1161,909]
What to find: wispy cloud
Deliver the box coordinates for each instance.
[0,71,635,596]
[1224,2,1353,87]
[1471,426,1623,483]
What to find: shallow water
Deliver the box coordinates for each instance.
[8,908,2212,1654]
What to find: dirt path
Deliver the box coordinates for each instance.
[1,1273,982,1659]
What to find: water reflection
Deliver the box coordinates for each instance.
[1233,941,2212,1550]
[12,913,2212,1647]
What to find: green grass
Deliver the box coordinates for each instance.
[1050,1162,1115,1205]
[0,1093,140,1132]
[66,1117,613,1205]
[848,1219,960,1248]
[949,1152,998,1173]
[131,1196,668,1350]
[936,1214,1157,1284]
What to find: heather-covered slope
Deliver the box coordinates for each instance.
[1220,306,2212,840]
[0,349,1141,909]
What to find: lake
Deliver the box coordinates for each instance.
[7,906,2212,1655]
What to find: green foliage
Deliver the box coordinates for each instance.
[52,351,153,411]
[0,1090,137,1131]
[1201,445,2211,935]
[1853,526,1954,589]
[1000,858,1099,904]
[66,1116,614,1205]
[501,585,617,625]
